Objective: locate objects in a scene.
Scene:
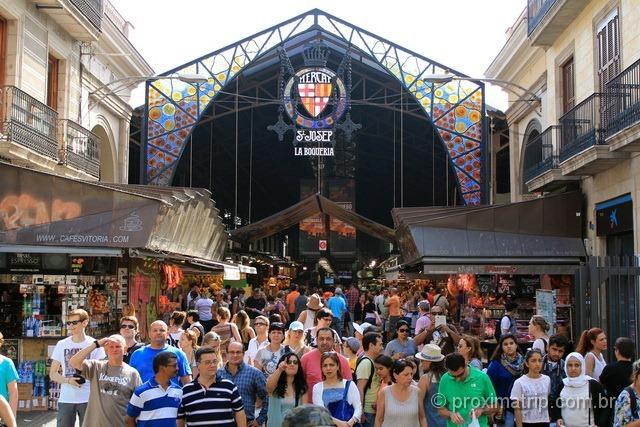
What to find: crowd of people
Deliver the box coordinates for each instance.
[0,283,637,427]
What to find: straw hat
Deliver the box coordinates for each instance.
[415,344,445,362]
[307,294,324,310]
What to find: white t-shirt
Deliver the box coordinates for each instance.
[245,336,268,364]
[195,298,214,321]
[510,374,551,423]
[51,336,106,403]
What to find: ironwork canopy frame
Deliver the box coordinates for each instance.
[142,9,487,205]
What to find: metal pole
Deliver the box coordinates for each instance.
[248,100,254,224]
[400,87,404,208]
[234,78,239,229]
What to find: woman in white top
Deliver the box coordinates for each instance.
[553,352,609,427]
[312,352,361,427]
[375,359,427,427]
[528,315,550,356]
[576,327,607,381]
[510,349,551,427]
[298,293,323,330]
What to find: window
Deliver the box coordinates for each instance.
[561,56,575,114]
[597,9,620,91]
[46,54,58,111]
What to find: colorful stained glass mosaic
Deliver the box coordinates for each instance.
[144,10,485,205]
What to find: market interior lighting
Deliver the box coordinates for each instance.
[369,260,377,268]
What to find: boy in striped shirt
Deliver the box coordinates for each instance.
[126,351,183,427]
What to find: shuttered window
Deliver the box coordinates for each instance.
[561,56,575,114]
[0,17,6,87]
[47,55,58,111]
[597,10,620,91]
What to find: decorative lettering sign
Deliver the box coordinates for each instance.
[269,42,360,155]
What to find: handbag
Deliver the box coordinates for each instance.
[327,380,355,422]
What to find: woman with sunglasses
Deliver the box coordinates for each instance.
[384,320,417,361]
[266,352,308,427]
[375,359,427,427]
[312,351,362,427]
[304,308,341,351]
[120,316,143,364]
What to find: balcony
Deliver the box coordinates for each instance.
[559,93,628,176]
[0,86,59,162]
[603,58,640,151]
[59,119,100,179]
[34,0,103,41]
[524,126,580,192]
[527,0,589,46]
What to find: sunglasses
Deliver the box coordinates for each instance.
[67,320,82,326]
[398,329,409,333]
[286,359,299,366]
[255,323,268,327]
[120,324,136,330]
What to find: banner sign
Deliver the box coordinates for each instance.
[536,289,556,335]
[299,180,324,255]
[0,165,158,247]
[328,179,356,256]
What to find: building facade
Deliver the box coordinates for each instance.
[486,0,640,257]
[0,0,152,182]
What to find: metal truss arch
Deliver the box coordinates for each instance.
[143,9,486,205]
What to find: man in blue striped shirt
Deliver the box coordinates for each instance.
[125,351,183,427]
[178,347,246,427]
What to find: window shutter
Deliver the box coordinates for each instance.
[598,12,620,91]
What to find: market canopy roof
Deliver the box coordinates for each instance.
[392,191,585,272]
[0,163,227,260]
[229,193,396,244]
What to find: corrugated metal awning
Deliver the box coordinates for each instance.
[392,191,586,267]
[0,163,227,261]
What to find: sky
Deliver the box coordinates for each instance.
[110,0,526,111]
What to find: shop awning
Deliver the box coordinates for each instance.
[0,163,227,261]
[229,193,396,243]
[392,191,586,273]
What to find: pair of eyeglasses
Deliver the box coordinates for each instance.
[120,324,136,330]
[398,329,409,333]
[67,320,82,326]
[286,359,299,365]
[199,360,219,366]
[255,322,268,327]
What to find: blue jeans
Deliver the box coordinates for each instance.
[57,402,87,427]
[504,410,515,427]
[360,412,376,427]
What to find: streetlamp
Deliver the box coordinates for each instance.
[87,73,209,112]
[421,73,541,114]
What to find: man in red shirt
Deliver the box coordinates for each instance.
[286,284,300,326]
[301,327,352,402]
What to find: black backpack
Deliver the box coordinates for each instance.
[355,356,375,395]
[494,315,512,341]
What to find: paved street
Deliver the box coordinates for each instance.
[17,411,75,427]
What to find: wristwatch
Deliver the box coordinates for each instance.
[94,339,100,348]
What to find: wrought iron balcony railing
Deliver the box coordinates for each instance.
[527,0,557,35]
[0,86,58,160]
[59,119,100,178]
[70,0,103,31]
[523,126,560,182]
[559,93,605,163]
[603,58,640,138]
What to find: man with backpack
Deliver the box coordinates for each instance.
[355,332,384,427]
[496,301,518,341]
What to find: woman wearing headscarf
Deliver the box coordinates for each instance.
[550,352,609,427]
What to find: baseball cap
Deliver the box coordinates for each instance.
[289,321,304,331]
[342,337,360,353]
